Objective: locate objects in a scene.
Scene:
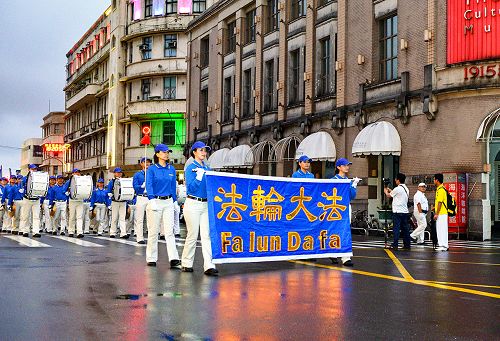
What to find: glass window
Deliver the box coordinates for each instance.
[126,124,131,147]
[141,79,151,100]
[163,77,176,99]
[264,59,275,111]
[162,121,176,146]
[166,0,177,14]
[145,0,153,17]
[291,0,306,20]
[128,42,133,63]
[380,14,398,81]
[164,34,177,57]
[200,36,210,67]
[267,0,279,33]
[245,10,256,44]
[223,77,233,122]
[199,88,208,131]
[318,37,331,96]
[141,37,152,60]
[193,0,206,13]
[289,49,300,104]
[226,21,236,54]
[242,69,253,118]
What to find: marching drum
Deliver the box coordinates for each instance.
[26,172,49,198]
[70,175,93,200]
[113,178,135,202]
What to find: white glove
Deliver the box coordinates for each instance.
[141,182,146,189]
[148,199,158,211]
[65,191,70,196]
[196,168,205,181]
[108,206,112,210]
[19,188,24,194]
[352,177,361,189]
[107,193,113,198]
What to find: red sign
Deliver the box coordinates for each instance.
[447,0,500,64]
[443,173,467,234]
[43,143,68,153]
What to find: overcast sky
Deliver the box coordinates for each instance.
[0,0,108,176]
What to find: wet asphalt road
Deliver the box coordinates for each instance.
[0,229,499,341]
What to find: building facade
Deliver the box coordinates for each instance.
[20,138,43,174]
[185,0,500,240]
[40,112,65,176]
[64,0,213,179]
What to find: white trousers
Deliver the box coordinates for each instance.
[3,209,12,230]
[53,201,67,233]
[146,198,179,263]
[111,201,127,237]
[173,201,180,235]
[134,196,148,242]
[11,200,23,232]
[68,200,84,235]
[436,214,449,248]
[20,198,41,234]
[82,202,91,233]
[181,198,215,271]
[411,213,427,243]
[43,200,52,232]
[94,204,107,234]
[126,205,136,235]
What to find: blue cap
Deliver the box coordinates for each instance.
[140,157,152,163]
[49,176,56,180]
[336,158,352,167]
[72,168,80,173]
[97,178,104,183]
[1,177,7,181]
[191,141,211,151]
[10,175,16,180]
[154,144,171,153]
[298,155,312,163]
[28,164,37,169]
[56,175,64,179]
[113,167,122,173]
[16,175,23,179]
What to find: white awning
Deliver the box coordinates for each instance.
[224,145,254,168]
[207,148,230,170]
[295,131,336,161]
[352,121,401,157]
[247,141,275,164]
[476,108,500,142]
[272,135,302,161]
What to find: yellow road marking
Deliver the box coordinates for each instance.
[353,255,500,267]
[427,281,500,290]
[384,249,414,281]
[290,260,500,299]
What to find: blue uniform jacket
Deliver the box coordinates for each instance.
[185,160,210,199]
[332,174,357,200]
[8,184,24,206]
[1,184,13,204]
[292,170,314,178]
[48,182,71,207]
[146,163,177,200]
[40,186,55,204]
[133,170,146,195]
[90,188,110,209]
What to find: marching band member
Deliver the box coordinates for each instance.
[7,175,25,235]
[292,155,314,179]
[49,175,70,235]
[41,176,56,233]
[132,157,151,244]
[107,167,128,239]
[67,169,85,238]
[0,177,6,232]
[82,197,91,235]
[1,176,16,233]
[126,196,136,237]
[145,144,181,268]
[19,164,42,238]
[181,141,218,276]
[89,178,110,236]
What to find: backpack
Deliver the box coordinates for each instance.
[440,187,457,217]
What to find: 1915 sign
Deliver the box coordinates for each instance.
[448,0,500,64]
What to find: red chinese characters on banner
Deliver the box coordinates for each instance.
[447,0,500,64]
[443,173,467,234]
[43,143,66,153]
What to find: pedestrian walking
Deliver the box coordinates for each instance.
[89,178,110,236]
[181,141,218,276]
[67,169,85,238]
[433,173,449,251]
[145,144,181,268]
[19,164,43,238]
[132,157,151,244]
[48,175,70,235]
[107,167,128,238]
[384,173,411,250]
[410,183,428,245]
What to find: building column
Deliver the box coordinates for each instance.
[277,1,289,122]
[336,0,347,108]
[234,10,245,133]
[254,1,266,126]
[304,0,317,115]
[216,22,225,136]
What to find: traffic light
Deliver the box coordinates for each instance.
[140,125,151,145]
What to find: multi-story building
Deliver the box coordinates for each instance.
[20,138,43,174]
[40,111,65,176]
[185,0,500,240]
[64,0,212,179]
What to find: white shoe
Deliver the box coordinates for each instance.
[437,246,449,251]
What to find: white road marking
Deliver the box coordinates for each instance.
[46,235,104,247]
[3,235,52,247]
[90,236,146,247]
